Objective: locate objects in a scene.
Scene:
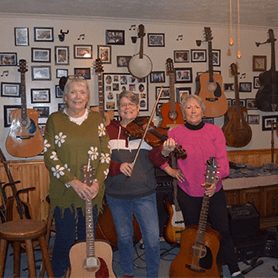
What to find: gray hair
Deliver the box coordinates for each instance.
[181,94,206,114]
[117,90,139,107]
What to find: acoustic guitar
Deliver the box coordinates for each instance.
[69,163,115,278]
[169,157,221,278]
[222,63,252,147]
[91,58,114,126]
[196,27,228,117]
[128,24,153,79]
[5,59,44,158]
[255,29,278,112]
[160,58,184,128]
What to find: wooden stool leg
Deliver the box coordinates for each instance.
[0,239,8,278]
[25,239,36,278]
[13,241,21,278]
[38,236,54,277]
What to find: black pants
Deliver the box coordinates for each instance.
[177,187,240,275]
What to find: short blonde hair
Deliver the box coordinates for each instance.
[181,94,206,114]
[117,90,139,107]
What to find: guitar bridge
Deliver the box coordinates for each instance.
[205,97,218,102]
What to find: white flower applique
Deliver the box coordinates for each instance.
[55,132,67,147]
[50,151,58,161]
[100,153,111,164]
[64,164,71,172]
[44,139,51,153]
[104,169,109,179]
[98,123,106,137]
[88,146,99,161]
[51,165,65,179]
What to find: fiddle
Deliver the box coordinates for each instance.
[126,116,187,160]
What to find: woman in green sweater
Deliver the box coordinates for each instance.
[44,75,111,277]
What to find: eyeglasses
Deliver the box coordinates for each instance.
[119,102,137,108]
[67,74,85,80]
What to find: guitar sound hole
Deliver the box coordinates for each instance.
[168,111,178,121]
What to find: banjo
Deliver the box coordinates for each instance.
[128,24,153,79]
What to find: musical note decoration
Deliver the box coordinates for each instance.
[77,33,85,40]
[239,73,246,79]
[176,34,183,41]
[129,24,136,31]
[1,70,9,77]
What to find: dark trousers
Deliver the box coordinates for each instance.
[177,187,240,275]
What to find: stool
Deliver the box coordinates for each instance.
[0,219,54,278]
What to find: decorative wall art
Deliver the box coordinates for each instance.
[31,88,51,103]
[155,86,170,100]
[55,46,69,65]
[212,49,221,67]
[74,68,91,79]
[74,45,92,59]
[56,69,68,78]
[252,55,267,71]
[150,71,165,83]
[253,76,260,89]
[97,45,111,64]
[31,66,51,80]
[175,67,192,83]
[116,56,131,67]
[105,30,125,45]
[191,49,207,62]
[1,82,20,97]
[31,48,51,63]
[173,50,190,63]
[176,87,192,103]
[239,82,252,92]
[14,27,29,46]
[34,27,54,42]
[262,115,278,131]
[33,106,50,118]
[3,105,21,127]
[147,33,165,47]
[0,53,17,66]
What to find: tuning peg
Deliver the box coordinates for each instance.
[196,40,202,46]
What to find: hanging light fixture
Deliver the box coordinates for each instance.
[229,0,234,46]
[236,0,241,59]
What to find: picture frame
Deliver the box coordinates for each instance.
[175,67,192,83]
[55,46,69,65]
[31,66,51,81]
[239,82,252,92]
[191,49,207,63]
[212,49,221,67]
[155,86,170,100]
[173,50,190,63]
[31,48,51,63]
[97,45,111,64]
[227,98,233,107]
[14,27,29,46]
[147,33,165,47]
[1,82,20,97]
[117,56,131,67]
[232,99,246,107]
[3,105,21,127]
[105,30,125,45]
[56,69,68,79]
[0,53,17,66]
[55,85,64,98]
[224,83,234,92]
[31,88,51,103]
[58,103,66,112]
[150,71,165,83]
[156,101,166,117]
[247,114,260,125]
[33,106,50,118]
[74,68,91,79]
[34,27,54,42]
[262,115,278,131]
[74,45,92,59]
[252,55,267,71]
[246,98,257,110]
[253,76,260,89]
[176,87,191,103]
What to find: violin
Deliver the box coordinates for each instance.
[125,117,187,159]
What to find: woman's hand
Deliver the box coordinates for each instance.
[162,138,176,157]
[120,162,134,176]
[163,165,185,182]
[202,183,216,197]
[70,179,99,200]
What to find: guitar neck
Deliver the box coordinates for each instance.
[169,72,176,113]
[98,73,104,116]
[196,195,210,243]
[20,71,28,123]
[85,199,96,258]
[207,41,214,82]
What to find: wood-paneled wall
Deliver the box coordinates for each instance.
[0,149,277,221]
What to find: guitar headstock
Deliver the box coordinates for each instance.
[166,58,174,75]
[95,58,104,74]
[204,157,218,185]
[230,63,239,76]
[268,29,276,43]
[18,59,28,73]
[204,27,213,42]
[138,24,145,39]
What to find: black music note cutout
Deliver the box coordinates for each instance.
[1,70,9,77]
[77,33,85,40]
[129,24,136,31]
[176,34,183,41]
[240,73,246,79]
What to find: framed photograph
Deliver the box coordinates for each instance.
[31,66,51,81]
[55,85,63,98]
[224,83,234,92]
[212,49,221,67]
[239,82,252,92]
[3,105,21,127]
[176,87,191,103]
[246,98,257,110]
[147,33,165,47]
[252,55,267,72]
[105,30,125,45]
[56,69,68,79]
[14,27,29,46]
[232,99,246,107]
[1,82,20,97]
[58,103,66,112]
[97,45,111,64]
[74,68,91,79]
[31,48,51,63]
[117,56,131,67]
[262,115,278,131]
[34,27,54,42]
[191,49,207,62]
[74,45,92,59]
[0,53,17,66]
[155,86,170,100]
[253,76,260,89]
[175,67,192,83]
[156,101,166,116]
[150,71,165,83]
[33,106,50,118]
[31,88,51,103]
[248,114,260,125]
[55,46,69,65]
[173,50,190,63]
[227,98,233,107]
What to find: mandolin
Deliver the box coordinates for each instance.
[5,59,44,158]
[160,58,184,128]
[128,24,153,79]
[222,63,252,147]
[169,157,221,278]
[91,58,114,126]
[196,27,228,118]
[69,163,115,278]
[255,29,278,112]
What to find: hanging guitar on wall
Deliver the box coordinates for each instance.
[5,59,44,158]
[128,24,153,79]
[255,29,278,112]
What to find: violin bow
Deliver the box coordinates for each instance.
[131,87,164,169]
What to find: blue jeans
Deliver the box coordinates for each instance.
[106,193,160,278]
